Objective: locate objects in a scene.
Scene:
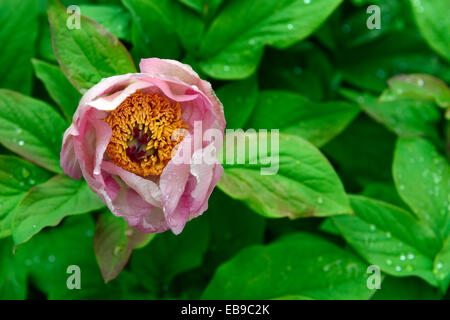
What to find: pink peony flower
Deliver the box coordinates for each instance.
[61,58,226,234]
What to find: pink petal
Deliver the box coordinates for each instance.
[135,207,170,234]
[139,58,226,132]
[102,161,162,208]
[60,124,82,179]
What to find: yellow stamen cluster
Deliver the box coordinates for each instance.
[104,90,188,176]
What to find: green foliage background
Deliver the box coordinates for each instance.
[0,0,449,300]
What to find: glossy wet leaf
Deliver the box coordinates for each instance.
[0,156,51,239]
[247,90,359,147]
[198,0,343,79]
[218,132,351,218]
[393,138,450,239]
[47,0,136,93]
[0,89,67,173]
[32,59,82,121]
[332,195,441,286]
[202,232,372,299]
[12,174,105,246]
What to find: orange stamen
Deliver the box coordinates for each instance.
[104,90,188,176]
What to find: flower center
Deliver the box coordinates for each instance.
[104,90,188,176]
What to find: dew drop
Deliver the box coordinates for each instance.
[48,255,56,263]
[417,79,424,87]
[223,65,230,72]
[287,24,294,30]
[386,259,392,265]
[407,253,415,260]
[317,197,323,204]
[304,0,311,3]
[18,140,24,146]
[395,265,402,272]
[400,254,406,261]
[386,232,391,239]
[21,168,30,178]
[369,224,376,231]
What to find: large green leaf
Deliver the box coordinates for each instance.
[94,211,155,283]
[198,0,343,79]
[341,89,441,142]
[247,90,359,147]
[410,0,450,62]
[393,138,450,239]
[0,0,39,94]
[202,232,372,299]
[12,174,105,246]
[47,0,136,93]
[216,76,259,129]
[32,59,82,122]
[332,195,441,287]
[218,132,351,218]
[0,156,51,239]
[0,89,67,173]
[130,215,210,295]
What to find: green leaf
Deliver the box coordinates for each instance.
[341,89,441,142]
[202,232,372,299]
[47,0,136,93]
[14,215,132,299]
[12,174,105,246]
[0,0,39,94]
[216,76,258,129]
[122,0,204,60]
[434,236,450,292]
[0,89,67,173]
[332,195,441,287]
[79,4,131,41]
[130,215,210,294]
[393,138,450,239]
[198,0,343,79]
[383,74,450,109]
[339,32,450,92]
[218,132,351,218]
[371,276,442,300]
[247,90,359,147]
[32,59,82,122]
[94,211,155,283]
[410,0,450,62]
[0,238,27,299]
[0,156,52,239]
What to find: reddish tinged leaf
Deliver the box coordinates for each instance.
[94,211,155,283]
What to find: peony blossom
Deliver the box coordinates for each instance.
[61,58,226,234]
